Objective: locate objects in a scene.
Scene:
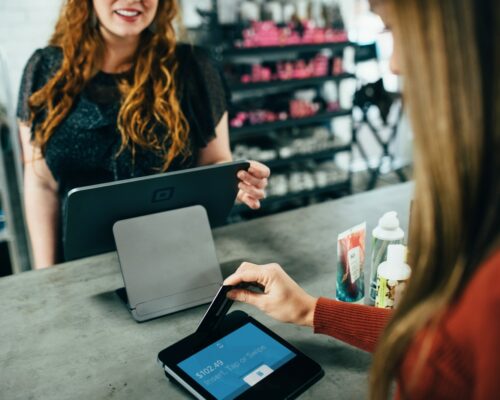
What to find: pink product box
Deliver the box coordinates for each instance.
[230,110,289,128]
[289,100,320,119]
[332,58,344,75]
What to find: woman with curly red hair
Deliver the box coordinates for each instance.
[17,0,270,269]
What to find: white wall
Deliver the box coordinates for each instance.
[0,0,63,111]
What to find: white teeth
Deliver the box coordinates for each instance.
[115,9,140,17]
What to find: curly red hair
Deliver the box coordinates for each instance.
[28,0,190,171]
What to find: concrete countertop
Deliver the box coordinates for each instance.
[0,183,413,400]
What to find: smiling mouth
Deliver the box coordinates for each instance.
[114,9,141,17]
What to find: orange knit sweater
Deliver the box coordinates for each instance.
[313,250,500,399]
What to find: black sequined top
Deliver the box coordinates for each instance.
[17,44,228,210]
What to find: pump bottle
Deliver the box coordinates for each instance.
[368,211,404,305]
[375,244,411,309]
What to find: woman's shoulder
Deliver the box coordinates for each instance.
[17,46,63,121]
[23,46,63,76]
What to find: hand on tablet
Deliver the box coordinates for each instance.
[224,262,317,327]
[236,161,270,210]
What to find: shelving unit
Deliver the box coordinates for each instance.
[230,109,351,141]
[224,42,355,218]
[228,72,355,93]
[222,41,354,58]
[194,3,356,220]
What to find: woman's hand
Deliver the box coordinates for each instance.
[224,262,318,327]
[237,161,270,209]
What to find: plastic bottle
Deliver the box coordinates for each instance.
[375,244,411,309]
[368,211,405,305]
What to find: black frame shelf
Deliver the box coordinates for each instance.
[232,180,350,214]
[230,109,352,141]
[262,144,351,169]
[228,73,356,93]
[223,41,354,58]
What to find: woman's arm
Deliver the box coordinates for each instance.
[197,112,270,210]
[224,262,392,353]
[19,122,60,269]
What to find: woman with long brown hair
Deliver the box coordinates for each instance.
[17,0,270,269]
[225,0,499,398]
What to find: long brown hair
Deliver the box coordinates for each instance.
[28,0,190,171]
[370,0,499,398]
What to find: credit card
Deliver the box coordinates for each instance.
[196,285,234,333]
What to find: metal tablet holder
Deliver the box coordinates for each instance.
[113,205,223,322]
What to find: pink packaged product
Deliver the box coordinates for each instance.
[336,223,367,303]
[332,58,344,75]
[240,53,330,84]
[289,100,320,119]
[230,110,288,128]
[237,21,348,49]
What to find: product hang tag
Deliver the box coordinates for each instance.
[348,246,361,284]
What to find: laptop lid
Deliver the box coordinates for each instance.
[64,160,249,261]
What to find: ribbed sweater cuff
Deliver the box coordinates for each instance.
[313,297,392,353]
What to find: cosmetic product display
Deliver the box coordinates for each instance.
[229,94,326,128]
[211,2,353,219]
[368,212,405,305]
[234,52,344,86]
[375,245,411,309]
[232,144,278,162]
[235,21,348,49]
[232,127,347,166]
[336,223,367,304]
[265,161,348,198]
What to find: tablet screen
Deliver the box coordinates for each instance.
[178,322,296,400]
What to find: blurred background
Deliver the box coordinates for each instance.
[0,0,413,274]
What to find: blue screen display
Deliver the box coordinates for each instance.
[178,323,296,400]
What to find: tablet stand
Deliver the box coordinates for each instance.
[113,205,223,322]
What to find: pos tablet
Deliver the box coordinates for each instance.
[63,160,249,261]
[157,288,324,400]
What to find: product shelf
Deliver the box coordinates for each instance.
[230,109,352,141]
[263,144,351,169]
[223,41,353,58]
[228,73,355,93]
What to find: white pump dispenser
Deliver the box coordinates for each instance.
[375,244,411,309]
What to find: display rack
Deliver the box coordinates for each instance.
[228,72,355,93]
[192,3,356,220]
[229,109,352,141]
[227,46,354,217]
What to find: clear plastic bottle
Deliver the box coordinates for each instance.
[375,244,411,309]
[368,211,404,305]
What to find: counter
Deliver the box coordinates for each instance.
[0,183,413,399]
